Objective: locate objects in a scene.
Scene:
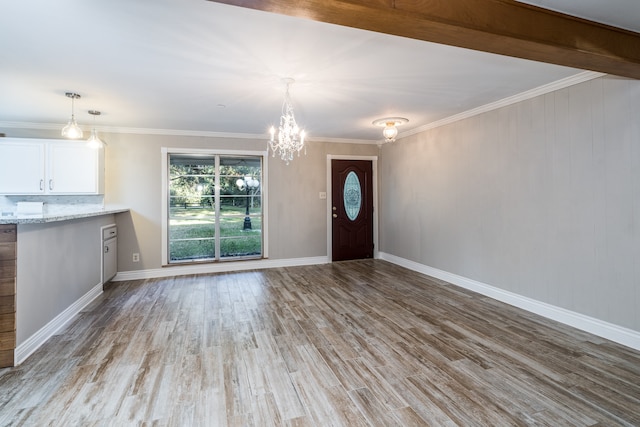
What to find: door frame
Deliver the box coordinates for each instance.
[326,154,378,262]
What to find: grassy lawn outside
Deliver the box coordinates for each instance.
[169,206,262,261]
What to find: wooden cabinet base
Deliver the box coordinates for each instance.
[0,330,15,349]
[0,312,15,331]
[0,349,13,367]
[0,295,15,314]
[0,224,16,368]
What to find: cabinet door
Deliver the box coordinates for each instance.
[103,238,117,283]
[47,142,100,194]
[0,141,46,194]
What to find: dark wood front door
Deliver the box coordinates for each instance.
[331,159,374,261]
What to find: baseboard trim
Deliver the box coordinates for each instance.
[15,282,104,365]
[112,256,330,281]
[378,252,640,351]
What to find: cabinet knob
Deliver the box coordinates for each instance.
[104,246,109,253]
[332,214,338,218]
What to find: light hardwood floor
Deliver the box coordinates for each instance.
[1,260,639,426]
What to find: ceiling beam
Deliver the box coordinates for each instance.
[207,0,640,79]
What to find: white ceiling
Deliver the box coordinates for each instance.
[0,0,637,142]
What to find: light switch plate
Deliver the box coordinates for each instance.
[319,192,327,199]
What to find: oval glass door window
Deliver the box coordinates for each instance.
[343,171,362,221]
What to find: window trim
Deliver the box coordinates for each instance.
[161,147,269,266]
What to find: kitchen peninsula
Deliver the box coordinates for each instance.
[0,206,128,367]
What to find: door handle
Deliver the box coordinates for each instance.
[40,179,44,191]
[49,179,54,190]
[104,246,109,253]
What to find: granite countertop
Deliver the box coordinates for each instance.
[0,206,129,224]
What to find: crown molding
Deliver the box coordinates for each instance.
[308,136,377,145]
[0,71,605,144]
[399,71,605,139]
[0,121,266,140]
[0,121,375,144]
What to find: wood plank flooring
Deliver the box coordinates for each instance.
[1,259,639,426]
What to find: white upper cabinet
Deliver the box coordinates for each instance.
[0,140,46,194]
[0,138,104,195]
[47,142,102,194]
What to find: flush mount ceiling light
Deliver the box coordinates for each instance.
[86,110,106,148]
[61,92,83,139]
[268,78,306,165]
[372,117,409,143]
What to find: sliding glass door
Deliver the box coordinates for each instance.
[168,154,262,263]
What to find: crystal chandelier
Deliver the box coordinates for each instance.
[268,78,306,165]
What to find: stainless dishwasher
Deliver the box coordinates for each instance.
[102,224,117,283]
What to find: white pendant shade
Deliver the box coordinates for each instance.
[86,110,106,148]
[86,128,104,148]
[61,117,83,139]
[62,92,83,139]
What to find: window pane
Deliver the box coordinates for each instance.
[220,237,261,258]
[169,154,217,262]
[170,239,215,261]
[218,155,262,260]
[220,196,261,215]
[169,200,215,215]
[219,156,261,173]
[219,215,262,237]
[219,176,261,191]
[170,178,214,208]
[170,155,215,175]
[344,171,362,221]
[169,212,215,240]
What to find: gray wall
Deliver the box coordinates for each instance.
[380,75,640,332]
[101,133,378,271]
[4,126,376,346]
[3,128,378,271]
[17,214,115,344]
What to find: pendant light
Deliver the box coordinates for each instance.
[86,110,106,148]
[61,92,83,139]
